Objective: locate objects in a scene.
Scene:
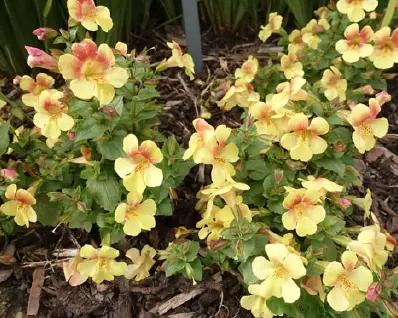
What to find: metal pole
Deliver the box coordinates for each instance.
[181,0,203,73]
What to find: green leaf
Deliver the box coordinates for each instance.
[239,258,258,285]
[132,86,159,101]
[75,118,106,142]
[34,194,62,226]
[266,297,298,317]
[188,258,203,282]
[165,259,185,277]
[0,121,10,155]
[87,174,121,212]
[314,157,345,177]
[97,134,127,160]
[156,198,173,216]
[245,159,269,180]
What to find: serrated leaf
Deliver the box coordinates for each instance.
[156,198,173,216]
[75,118,106,142]
[34,194,62,226]
[87,174,121,211]
[97,135,127,160]
[314,157,345,177]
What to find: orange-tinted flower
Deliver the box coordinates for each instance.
[114,134,163,193]
[302,19,330,49]
[68,0,113,32]
[33,89,74,139]
[259,12,283,42]
[272,76,308,108]
[235,56,258,83]
[336,24,374,63]
[320,66,347,101]
[369,27,398,69]
[183,118,215,163]
[115,42,127,56]
[280,113,329,161]
[288,30,305,55]
[218,80,259,110]
[314,7,330,18]
[336,0,378,22]
[25,46,57,71]
[165,41,195,80]
[347,98,388,153]
[58,39,128,104]
[280,53,304,79]
[19,73,54,107]
[0,184,36,227]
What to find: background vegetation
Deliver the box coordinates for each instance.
[0,0,392,78]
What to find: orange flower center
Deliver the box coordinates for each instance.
[298,130,311,143]
[358,123,373,136]
[134,160,150,172]
[214,157,226,165]
[293,203,307,217]
[273,266,288,278]
[337,274,354,290]
[98,257,108,267]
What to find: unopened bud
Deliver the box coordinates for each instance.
[68,131,75,141]
[32,27,57,40]
[376,91,391,106]
[0,169,19,181]
[13,75,22,85]
[115,42,128,56]
[274,169,284,184]
[369,11,377,19]
[366,282,381,302]
[333,141,347,152]
[338,198,352,210]
[332,235,353,246]
[286,159,307,170]
[77,201,87,212]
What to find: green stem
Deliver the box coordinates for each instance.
[382,0,396,28]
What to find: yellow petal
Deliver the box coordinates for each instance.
[22,93,38,107]
[77,259,98,277]
[115,203,128,223]
[327,286,350,311]
[280,133,298,150]
[42,119,61,139]
[347,266,373,291]
[282,278,301,303]
[81,18,98,31]
[144,165,163,187]
[123,134,139,156]
[58,54,80,79]
[140,140,163,163]
[126,191,143,205]
[104,67,128,88]
[283,254,306,279]
[370,118,388,138]
[252,256,274,280]
[123,171,146,193]
[95,83,115,104]
[70,79,95,100]
[33,112,51,129]
[136,199,156,215]
[290,141,313,162]
[114,158,134,178]
[57,113,74,131]
[98,245,119,259]
[124,218,141,236]
[310,117,329,135]
[0,201,18,216]
[265,243,288,264]
[136,214,156,230]
[5,184,17,200]
[108,260,127,276]
[126,248,140,262]
[341,250,357,271]
[296,215,317,236]
[309,135,327,155]
[80,245,98,258]
[95,6,113,32]
[323,262,344,286]
[26,206,37,223]
[282,211,297,230]
[306,205,326,224]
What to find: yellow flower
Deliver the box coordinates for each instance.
[240,281,274,318]
[252,244,306,303]
[321,66,347,101]
[183,119,215,163]
[348,225,389,271]
[336,0,378,22]
[165,41,195,80]
[124,245,156,281]
[197,205,234,242]
[302,19,330,49]
[63,254,88,286]
[77,245,127,283]
[323,251,373,311]
[19,73,54,107]
[67,0,113,32]
[258,12,283,43]
[58,39,128,104]
[0,184,37,227]
[280,53,304,79]
[235,56,258,83]
[202,125,239,185]
[280,113,329,162]
[369,27,398,69]
[250,99,291,138]
[272,76,308,108]
[314,6,330,18]
[218,80,260,110]
[201,179,250,218]
[115,191,156,236]
[347,99,388,153]
[336,23,374,63]
[33,89,74,139]
[115,134,163,193]
[288,29,305,55]
[282,188,326,237]
[301,175,344,197]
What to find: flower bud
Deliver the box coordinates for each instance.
[0,169,19,181]
[32,27,57,40]
[286,159,307,170]
[376,91,391,106]
[366,282,381,302]
[115,42,128,56]
[68,131,75,141]
[338,198,352,210]
[25,46,57,71]
[333,141,347,153]
[369,11,377,19]
[13,75,21,85]
[274,169,284,184]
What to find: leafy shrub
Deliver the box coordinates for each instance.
[0,0,398,317]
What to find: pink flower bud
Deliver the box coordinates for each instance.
[339,198,352,209]
[376,91,391,106]
[32,27,57,40]
[115,42,127,56]
[68,131,75,141]
[25,46,57,71]
[348,101,357,109]
[366,282,381,302]
[0,169,19,181]
[13,75,22,85]
[361,85,374,95]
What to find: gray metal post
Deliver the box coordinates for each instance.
[181,0,203,73]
